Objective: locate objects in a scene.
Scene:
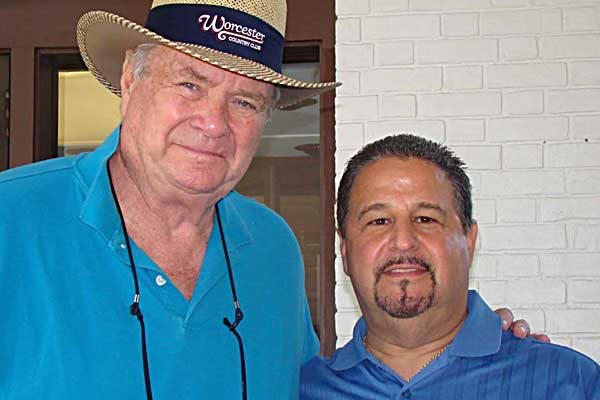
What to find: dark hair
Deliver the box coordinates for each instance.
[336,134,473,237]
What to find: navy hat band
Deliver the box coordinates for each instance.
[145,4,284,73]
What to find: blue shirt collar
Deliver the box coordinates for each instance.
[75,126,253,252]
[328,290,502,371]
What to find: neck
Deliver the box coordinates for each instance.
[109,149,217,233]
[363,308,467,381]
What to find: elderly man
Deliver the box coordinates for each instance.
[0,1,537,399]
[0,1,338,399]
[300,134,600,399]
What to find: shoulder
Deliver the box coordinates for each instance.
[226,191,297,238]
[0,156,85,221]
[499,333,600,384]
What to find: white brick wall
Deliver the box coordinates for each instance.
[335,0,600,362]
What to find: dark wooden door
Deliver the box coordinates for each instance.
[0,54,9,171]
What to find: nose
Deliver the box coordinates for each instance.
[389,220,419,252]
[190,97,231,138]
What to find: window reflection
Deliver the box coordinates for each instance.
[57,62,324,334]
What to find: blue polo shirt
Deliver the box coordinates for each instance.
[300,291,600,399]
[0,127,319,400]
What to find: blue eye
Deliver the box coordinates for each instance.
[180,82,197,91]
[235,99,258,110]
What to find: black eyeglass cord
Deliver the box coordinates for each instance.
[107,163,154,400]
[216,205,247,400]
[107,161,247,400]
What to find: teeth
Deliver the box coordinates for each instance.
[390,268,418,273]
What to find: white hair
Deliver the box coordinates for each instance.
[129,43,280,116]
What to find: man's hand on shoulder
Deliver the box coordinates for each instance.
[494,307,551,342]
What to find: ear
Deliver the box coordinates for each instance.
[119,50,135,118]
[338,230,350,277]
[466,221,478,267]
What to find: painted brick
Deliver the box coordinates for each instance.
[468,171,482,197]
[547,309,600,334]
[337,44,373,68]
[480,224,567,250]
[336,148,359,173]
[478,281,507,304]
[336,0,370,16]
[499,37,538,61]
[541,8,562,34]
[362,15,439,40]
[336,71,360,95]
[372,0,409,12]
[503,91,544,115]
[482,171,565,195]
[379,95,416,118]
[540,198,600,222]
[540,35,600,59]
[572,115,600,140]
[546,142,600,167]
[505,279,566,304]
[497,198,537,223]
[416,39,497,64]
[444,66,483,90]
[419,92,501,117]
[569,61,600,85]
[569,281,600,303]
[572,337,600,363]
[362,67,442,93]
[548,89,600,113]
[453,145,502,170]
[366,120,445,142]
[442,13,479,36]
[498,254,540,276]
[574,225,600,251]
[446,119,485,142]
[487,63,566,88]
[335,310,362,336]
[502,144,543,169]
[336,18,361,42]
[471,254,498,278]
[410,0,492,11]
[491,0,531,7]
[482,10,543,35]
[336,95,378,122]
[541,253,600,277]
[567,170,600,194]
[336,123,365,148]
[335,282,359,309]
[473,199,497,224]
[563,6,600,32]
[488,117,568,142]
[375,42,413,66]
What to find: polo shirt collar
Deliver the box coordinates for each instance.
[328,290,502,372]
[76,126,253,252]
[448,290,502,357]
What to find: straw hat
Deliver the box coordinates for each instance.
[77,0,340,109]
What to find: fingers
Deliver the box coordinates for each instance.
[494,308,515,331]
[530,333,551,343]
[511,319,530,339]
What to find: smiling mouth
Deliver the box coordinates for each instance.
[174,143,225,158]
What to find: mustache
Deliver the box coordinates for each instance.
[375,256,432,280]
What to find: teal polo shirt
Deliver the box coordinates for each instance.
[0,127,318,399]
[301,291,600,399]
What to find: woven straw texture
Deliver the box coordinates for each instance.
[77,1,338,108]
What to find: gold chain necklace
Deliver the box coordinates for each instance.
[363,336,449,381]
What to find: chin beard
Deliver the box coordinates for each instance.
[374,273,436,319]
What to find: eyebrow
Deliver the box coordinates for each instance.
[416,202,447,215]
[177,66,211,84]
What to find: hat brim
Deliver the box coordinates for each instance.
[77,11,340,109]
